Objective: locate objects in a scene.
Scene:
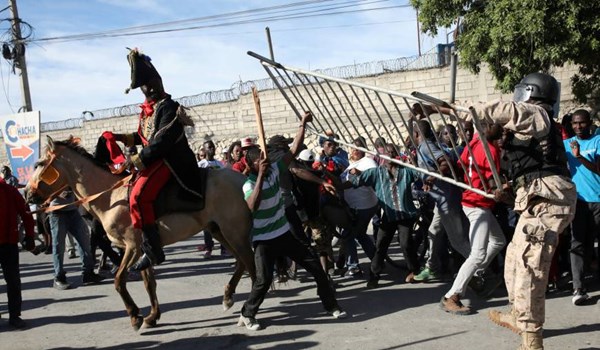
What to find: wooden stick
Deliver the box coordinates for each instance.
[252,87,268,156]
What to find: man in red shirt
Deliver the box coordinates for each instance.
[0,179,36,328]
[232,137,257,175]
[440,123,506,315]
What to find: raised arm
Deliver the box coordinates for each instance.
[413,100,551,139]
[570,139,600,175]
[289,111,313,157]
[245,158,269,212]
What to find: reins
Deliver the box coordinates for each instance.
[30,174,133,214]
[29,146,134,214]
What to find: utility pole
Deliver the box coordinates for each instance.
[8,0,32,112]
[416,9,421,56]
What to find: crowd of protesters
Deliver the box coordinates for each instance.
[1,73,598,350]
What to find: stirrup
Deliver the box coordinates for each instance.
[129,254,153,272]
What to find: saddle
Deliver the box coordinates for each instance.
[154,167,208,218]
[93,133,207,217]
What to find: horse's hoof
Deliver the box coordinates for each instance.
[223,299,234,311]
[141,320,157,330]
[132,316,143,331]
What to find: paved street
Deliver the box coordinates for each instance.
[1,234,599,350]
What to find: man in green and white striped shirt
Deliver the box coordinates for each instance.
[238,144,347,331]
[243,160,289,242]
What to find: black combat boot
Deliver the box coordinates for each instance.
[130,224,165,271]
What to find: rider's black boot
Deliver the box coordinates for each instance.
[130,224,165,271]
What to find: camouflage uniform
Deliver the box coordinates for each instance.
[464,100,577,333]
[505,175,576,332]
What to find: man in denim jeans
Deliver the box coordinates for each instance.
[339,137,378,277]
[412,120,470,283]
[49,189,104,290]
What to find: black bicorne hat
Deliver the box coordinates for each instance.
[125,48,161,94]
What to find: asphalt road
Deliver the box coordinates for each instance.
[1,234,599,350]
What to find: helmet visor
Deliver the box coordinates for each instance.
[513,84,533,103]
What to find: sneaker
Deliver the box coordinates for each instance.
[413,267,438,283]
[54,277,71,290]
[110,265,120,275]
[347,267,363,277]
[203,250,212,259]
[572,288,589,306]
[405,272,416,283]
[8,316,26,329]
[331,309,348,319]
[82,272,106,286]
[440,294,471,315]
[237,315,261,331]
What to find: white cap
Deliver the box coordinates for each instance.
[298,149,315,162]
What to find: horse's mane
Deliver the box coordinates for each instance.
[53,138,114,173]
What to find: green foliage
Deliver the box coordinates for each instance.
[411,0,600,105]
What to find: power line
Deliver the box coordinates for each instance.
[65,0,341,37]
[0,58,16,114]
[31,0,366,42]
[119,18,417,41]
[30,0,411,44]
[38,4,409,44]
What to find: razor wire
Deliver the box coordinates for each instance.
[248,51,502,199]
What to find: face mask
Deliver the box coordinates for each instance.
[513,84,533,102]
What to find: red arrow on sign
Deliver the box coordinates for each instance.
[10,144,34,160]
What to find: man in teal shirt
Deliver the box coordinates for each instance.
[349,143,421,288]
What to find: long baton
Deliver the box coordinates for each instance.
[252,87,268,157]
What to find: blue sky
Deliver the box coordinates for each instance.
[0,0,448,122]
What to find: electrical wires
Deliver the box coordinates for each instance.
[29,0,411,44]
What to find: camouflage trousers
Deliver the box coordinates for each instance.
[504,175,576,333]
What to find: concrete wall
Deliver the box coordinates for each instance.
[0,63,582,164]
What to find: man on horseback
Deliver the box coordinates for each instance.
[113,48,202,271]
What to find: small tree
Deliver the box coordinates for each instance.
[411,0,600,109]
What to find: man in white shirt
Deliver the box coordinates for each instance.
[339,137,378,276]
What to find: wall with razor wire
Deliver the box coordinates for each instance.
[0,52,582,164]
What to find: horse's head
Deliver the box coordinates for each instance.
[25,135,78,205]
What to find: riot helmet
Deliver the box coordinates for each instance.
[513,73,559,104]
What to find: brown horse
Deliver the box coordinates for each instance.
[25,136,256,331]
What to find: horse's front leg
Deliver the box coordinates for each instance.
[115,247,144,330]
[140,267,160,329]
